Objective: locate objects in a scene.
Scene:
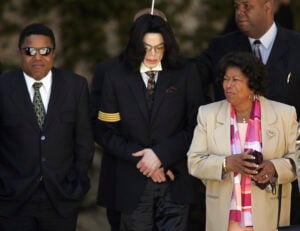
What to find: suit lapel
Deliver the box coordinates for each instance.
[214,98,279,156]
[234,29,288,66]
[10,70,40,131]
[124,71,149,122]
[150,70,172,123]
[237,34,252,52]
[43,68,63,130]
[260,97,279,156]
[267,28,289,66]
[214,101,232,155]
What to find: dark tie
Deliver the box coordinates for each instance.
[145,71,157,110]
[253,40,262,61]
[32,82,46,129]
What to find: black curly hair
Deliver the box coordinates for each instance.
[217,52,268,96]
[18,23,56,50]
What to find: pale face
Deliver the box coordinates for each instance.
[142,33,164,69]
[234,0,272,38]
[223,66,254,107]
[19,34,55,80]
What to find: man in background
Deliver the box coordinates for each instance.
[222,0,294,34]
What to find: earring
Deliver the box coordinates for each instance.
[248,94,256,100]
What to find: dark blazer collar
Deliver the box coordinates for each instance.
[9,69,41,131]
[124,70,149,122]
[9,68,65,132]
[266,27,289,66]
[234,27,289,66]
[236,32,252,52]
[124,68,172,123]
[150,70,172,123]
[43,67,64,130]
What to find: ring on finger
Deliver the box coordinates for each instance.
[264,174,269,179]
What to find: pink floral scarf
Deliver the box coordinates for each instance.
[229,98,262,227]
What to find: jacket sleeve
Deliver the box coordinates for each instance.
[187,105,225,182]
[270,105,297,184]
[91,59,117,146]
[74,78,95,180]
[95,71,144,164]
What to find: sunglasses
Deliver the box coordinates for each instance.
[22,47,54,56]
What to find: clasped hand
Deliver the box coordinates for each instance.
[132,148,175,182]
[226,152,276,183]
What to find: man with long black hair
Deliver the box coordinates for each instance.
[94,14,204,231]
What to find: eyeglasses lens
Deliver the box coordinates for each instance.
[144,44,164,53]
[23,47,53,56]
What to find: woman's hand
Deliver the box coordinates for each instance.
[226,152,259,177]
[252,160,276,183]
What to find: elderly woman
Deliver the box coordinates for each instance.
[187,52,297,231]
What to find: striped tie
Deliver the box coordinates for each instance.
[253,40,262,61]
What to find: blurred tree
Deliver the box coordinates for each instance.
[0,0,299,76]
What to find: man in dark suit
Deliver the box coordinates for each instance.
[91,57,121,231]
[91,9,170,231]
[194,0,300,225]
[222,0,294,34]
[0,23,94,231]
[94,14,204,230]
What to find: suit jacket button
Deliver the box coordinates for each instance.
[41,157,47,162]
[40,135,46,141]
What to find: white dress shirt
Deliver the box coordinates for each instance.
[24,71,52,112]
[140,62,162,87]
[249,22,277,65]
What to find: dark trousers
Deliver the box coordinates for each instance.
[107,208,121,231]
[0,184,78,231]
[187,180,206,231]
[290,181,300,225]
[121,180,189,231]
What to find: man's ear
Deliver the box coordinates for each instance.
[264,0,273,14]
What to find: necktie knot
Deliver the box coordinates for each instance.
[33,82,43,90]
[253,40,262,61]
[145,71,156,80]
[253,40,261,46]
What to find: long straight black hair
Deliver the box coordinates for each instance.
[121,14,181,72]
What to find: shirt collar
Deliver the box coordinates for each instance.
[23,70,52,93]
[249,22,277,50]
[140,62,163,73]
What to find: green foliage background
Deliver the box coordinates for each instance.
[0,0,299,76]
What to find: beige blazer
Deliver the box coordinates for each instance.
[187,96,297,231]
